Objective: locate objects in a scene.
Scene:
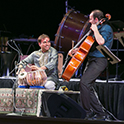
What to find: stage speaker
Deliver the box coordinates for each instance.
[42,93,86,119]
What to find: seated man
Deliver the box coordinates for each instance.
[17,34,58,90]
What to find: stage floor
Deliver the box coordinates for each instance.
[0,114,124,124]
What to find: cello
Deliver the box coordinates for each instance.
[61,14,111,81]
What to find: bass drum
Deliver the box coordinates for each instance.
[54,9,89,53]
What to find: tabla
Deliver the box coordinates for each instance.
[54,9,89,53]
[18,72,28,86]
[26,70,47,86]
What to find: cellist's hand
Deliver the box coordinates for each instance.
[90,24,98,32]
[90,24,105,45]
[68,48,79,57]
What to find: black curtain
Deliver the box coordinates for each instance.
[58,80,124,120]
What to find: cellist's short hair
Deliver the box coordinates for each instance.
[91,10,104,20]
[37,34,50,43]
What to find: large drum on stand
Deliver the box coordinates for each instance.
[54,9,90,53]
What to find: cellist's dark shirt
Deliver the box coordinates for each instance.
[89,24,113,57]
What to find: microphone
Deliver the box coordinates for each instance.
[15,61,24,67]
[15,61,26,75]
[7,39,13,45]
[7,39,13,42]
[21,61,28,68]
[14,61,18,71]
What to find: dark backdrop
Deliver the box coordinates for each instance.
[0,0,124,40]
[0,0,124,78]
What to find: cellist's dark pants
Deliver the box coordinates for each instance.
[80,57,108,115]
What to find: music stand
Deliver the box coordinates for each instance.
[114,31,124,47]
[97,44,121,80]
[96,45,121,65]
[96,45,121,81]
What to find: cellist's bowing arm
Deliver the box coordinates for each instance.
[68,40,79,57]
[68,48,79,57]
[90,24,105,45]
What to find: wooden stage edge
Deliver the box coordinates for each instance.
[0,114,123,124]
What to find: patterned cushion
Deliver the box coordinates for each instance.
[0,88,40,116]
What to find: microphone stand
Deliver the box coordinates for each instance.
[7,64,24,116]
[6,40,25,116]
[114,38,119,80]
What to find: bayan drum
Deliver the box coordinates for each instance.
[54,9,89,53]
[26,70,47,86]
[18,72,28,86]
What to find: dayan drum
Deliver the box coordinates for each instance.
[26,70,47,86]
[54,9,89,53]
[18,72,28,86]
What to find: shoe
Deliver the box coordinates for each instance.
[84,111,96,120]
[93,114,112,121]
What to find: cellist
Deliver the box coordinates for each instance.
[69,10,113,120]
